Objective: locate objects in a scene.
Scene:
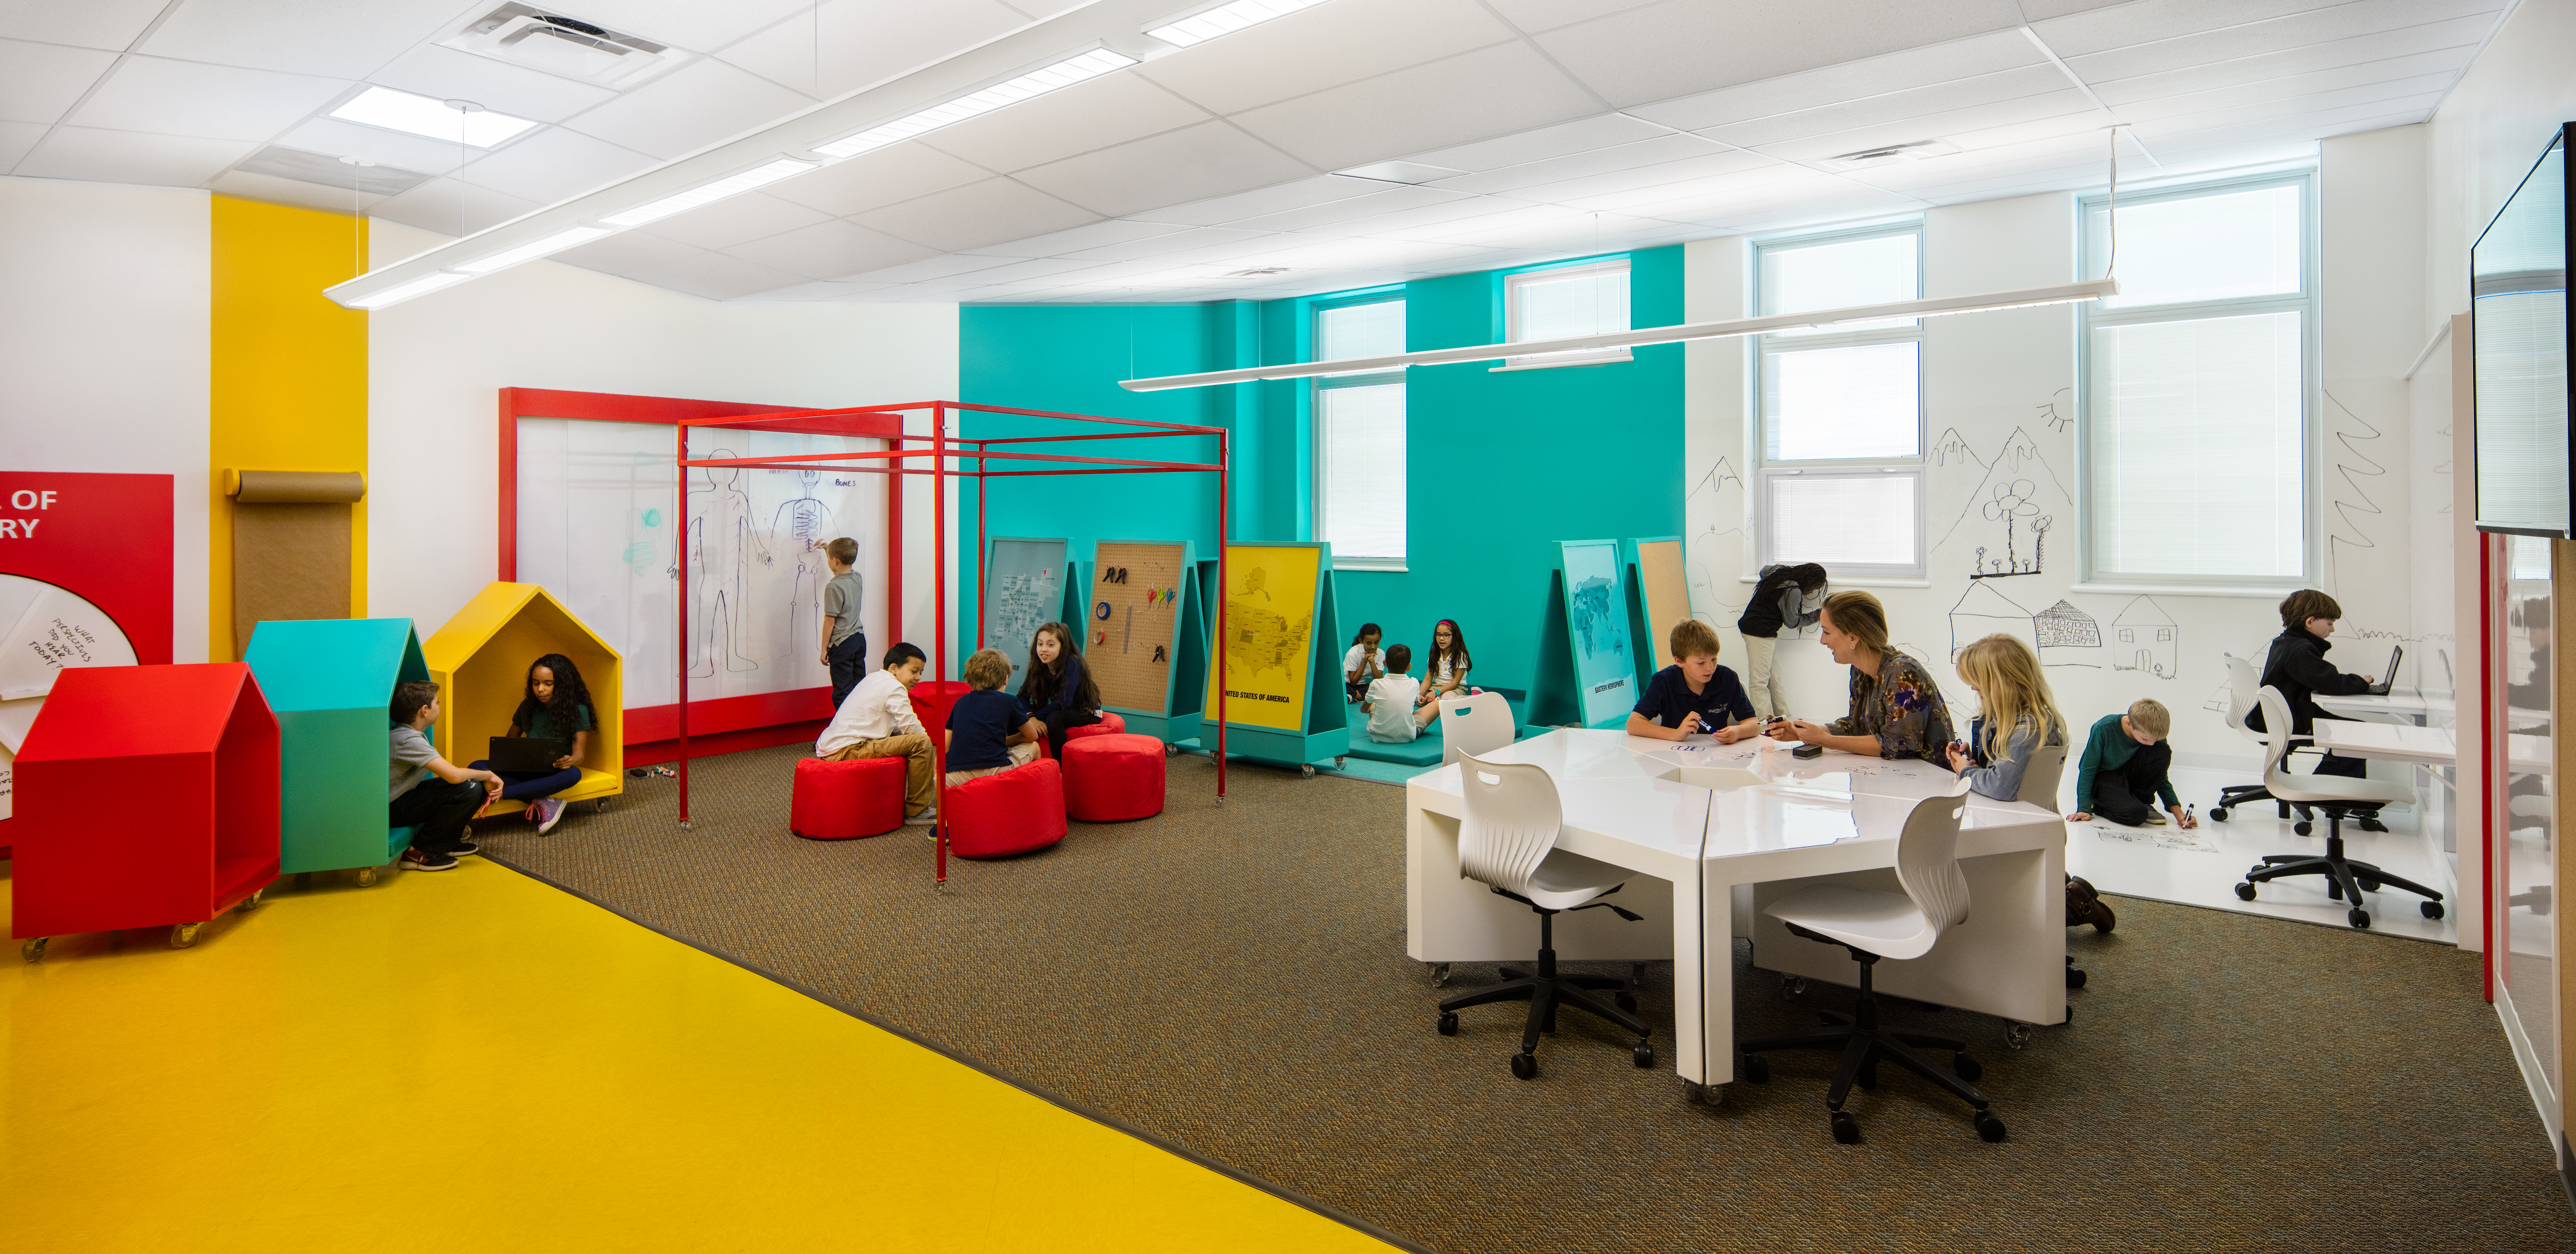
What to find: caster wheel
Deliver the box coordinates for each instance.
[2359,878,2382,892]
[2326,880,2343,900]
[1301,764,1316,779]
[2349,909,2371,929]
[2064,1003,2076,1024]
[2234,882,2257,901]
[1780,975,1807,1000]
[1741,1054,1770,1083]
[170,922,201,949]
[1632,1041,1656,1069]
[238,887,265,911]
[2005,1023,2034,1051]
[1954,1053,1983,1082]
[1335,756,1347,768]
[595,799,610,813]
[356,867,378,887]
[2294,820,2313,836]
[1830,1111,1861,1145]
[2209,806,2229,822]
[1975,1112,2007,1142]
[1682,1080,1710,1104]
[1430,962,1451,987]
[1510,1053,1537,1080]
[1615,991,1639,1013]
[1436,1013,1459,1036]
[2065,966,2088,989]
[20,937,48,963]
[2422,900,2445,920]
[1856,1063,1878,1091]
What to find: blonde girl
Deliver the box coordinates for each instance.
[1945,633,2068,801]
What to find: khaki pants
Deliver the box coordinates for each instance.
[945,741,1038,787]
[1742,634,1785,720]
[823,733,935,813]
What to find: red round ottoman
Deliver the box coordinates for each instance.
[790,756,907,840]
[1063,711,1127,745]
[943,758,1067,859]
[1062,733,1166,822]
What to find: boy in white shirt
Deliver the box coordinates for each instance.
[1361,644,1423,744]
[815,641,937,823]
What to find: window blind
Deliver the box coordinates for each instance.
[2086,184,2300,308]
[1764,473,1919,568]
[2475,289,2571,534]
[2090,311,2305,577]
[1763,341,1919,461]
[1318,382,1405,561]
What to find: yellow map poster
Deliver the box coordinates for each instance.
[1204,545,1319,732]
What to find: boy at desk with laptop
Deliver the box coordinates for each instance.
[2251,589,2395,831]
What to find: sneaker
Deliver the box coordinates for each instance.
[2142,813,2168,826]
[400,848,460,873]
[536,797,567,835]
[450,841,482,858]
[904,806,937,826]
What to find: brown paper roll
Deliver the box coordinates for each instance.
[232,470,365,503]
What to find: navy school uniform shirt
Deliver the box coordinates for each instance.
[1633,663,1756,730]
[945,688,1024,771]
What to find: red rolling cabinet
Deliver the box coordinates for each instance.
[12,664,281,960]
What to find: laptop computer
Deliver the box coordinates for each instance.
[2361,645,2401,696]
[488,736,570,773]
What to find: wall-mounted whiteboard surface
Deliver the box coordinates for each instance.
[985,537,1068,685]
[515,418,886,711]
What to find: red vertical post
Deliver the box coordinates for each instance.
[496,389,518,582]
[975,443,987,651]
[2480,535,2494,1001]
[1216,429,1228,799]
[888,426,903,669]
[933,403,949,885]
[675,419,691,826]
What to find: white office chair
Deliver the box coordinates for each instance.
[2234,687,2438,929]
[1737,778,2005,1145]
[2013,742,2067,809]
[1437,690,1516,766]
[1435,750,1654,1080]
[2209,653,2301,825]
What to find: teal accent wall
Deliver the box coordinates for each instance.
[953,245,1684,704]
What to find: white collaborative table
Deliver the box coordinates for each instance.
[1405,729,2068,1103]
[2310,721,2550,772]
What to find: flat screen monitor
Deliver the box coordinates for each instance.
[2475,125,2572,538]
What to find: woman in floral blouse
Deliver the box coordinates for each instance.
[1765,590,1956,763]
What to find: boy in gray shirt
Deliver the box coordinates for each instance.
[389,679,503,872]
[821,536,868,708]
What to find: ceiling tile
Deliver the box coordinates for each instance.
[1748,89,2098,163]
[69,56,352,143]
[552,228,706,277]
[2092,38,2477,107]
[1013,121,1312,218]
[1522,158,1818,214]
[732,280,901,303]
[1404,113,1669,174]
[764,142,991,216]
[719,0,1033,101]
[365,176,542,237]
[1305,192,1545,238]
[275,116,471,174]
[958,218,1191,257]
[2117,70,2459,125]
[2067,4,2500,84]
[1694,64,2072,150]
[1228,43,1604,172]
[1535,0,2022,109]
[620,250,810,301]
[724,218,937,279]
[2130,88,2445,145]
[851,176,1100,252]
[0,39,116,126]
[917,73,1210,174]
[847,252,1020,283]
[140,0,463,78]
[367,45,617,123]
[0,0,166,50]
[207,168,384,214]
[1135,0,1519,117]
[455,127,657,203]
[937,255,1108,284]
[0,119,46,171]
[1125,174,1386,227]
[556,0,819,54]
[1222,185,1480,234]
[1062,226,1272,263]
[2033,0,2347,58]
[566,57,817,160]
[1428,135,1748,195]
[2018,0,2139,18]
[15,126,257,185]
[634,190,830,249]
[1481,0,1663,35]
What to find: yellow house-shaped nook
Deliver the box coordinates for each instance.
[423,582,624,817]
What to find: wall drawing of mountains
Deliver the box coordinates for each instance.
[1571,575,1626,660]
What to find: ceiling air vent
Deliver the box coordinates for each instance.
[235,146,431,196]
[440,4,688,89]
[1819,139,1961,170]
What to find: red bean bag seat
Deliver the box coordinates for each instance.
[943,758,1067,859]
[1063,711,1126,746]
[789,756,907,840]
[1061,733,1166,823]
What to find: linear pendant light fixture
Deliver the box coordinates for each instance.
[601,158,819,226]
[1148,0,1325,47]
[813,50,1136,158]
[1116,279,2120,391]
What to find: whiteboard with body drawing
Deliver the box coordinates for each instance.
[514,418,888,712]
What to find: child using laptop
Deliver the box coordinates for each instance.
[468,652,594,836]
[946,648,1041,785]
[1362,644,1422,744]
[1626,619,1758,742]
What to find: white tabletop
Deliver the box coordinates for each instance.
[2314,688,2448,720]
[2311,721,2550,771]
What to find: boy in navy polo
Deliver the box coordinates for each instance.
[1625,619,1759,742]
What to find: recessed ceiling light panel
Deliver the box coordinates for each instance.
[330,86,539,148]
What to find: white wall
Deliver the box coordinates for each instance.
[366,220,960,694]
[0,177,211,665]
[2426,0,2576,339]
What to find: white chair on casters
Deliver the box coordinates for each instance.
[1437,691,1515,766]
[1737,779,2006,1145]
[1436,750,1654,1080]
[2233,687,2438,929]
[2210,653,2304,826]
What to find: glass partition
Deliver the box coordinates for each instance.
[2495,535,2556,1102]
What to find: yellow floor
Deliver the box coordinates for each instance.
[1,860,1389,1253]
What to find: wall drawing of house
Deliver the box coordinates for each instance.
[1948,582,2035,661]
[2034,599,2103,668]
[2111,596,2178,678]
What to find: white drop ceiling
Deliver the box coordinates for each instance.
[0,0,2508,305]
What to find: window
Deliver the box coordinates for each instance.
[1753,224,1924,577]
[1501,259,1629,369]
[1314,297,1406,568]
[2082,173,2314,584]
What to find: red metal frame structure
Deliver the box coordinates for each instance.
[674,401,1231,884]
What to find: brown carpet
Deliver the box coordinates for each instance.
[489,744,2576,1253]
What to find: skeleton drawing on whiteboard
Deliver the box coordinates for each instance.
[675,452,763,677]
[763,468,835,675]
